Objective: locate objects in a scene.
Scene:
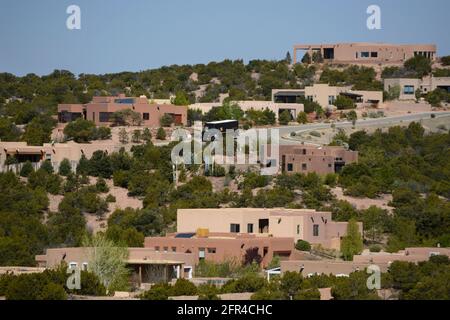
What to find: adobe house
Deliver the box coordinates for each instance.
[293,42,437,65]
[36,247,197,286]
[281,247,450,277]
[58,94,187,127]
[145,232,297,268]
[174,208,362,251]
[384,76,450,100]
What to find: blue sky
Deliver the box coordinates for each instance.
[0,0,449,76]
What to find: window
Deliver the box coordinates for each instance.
[82,262,88,271]
[287,163,293,172]
[328,96,335,105]
[371,52,378,58]
[361,52,370,58]
[247,223,254,233]
[155,246,160,252]
[143,113,150,120]
[99,112,111,122]
[163,246,168,253]
[302,163,307,171]
[69,262,78,269]
[297,225,300,235]
[230,224,240,233]
[404,85,415,95]
[313,224,319,237]
[207,248,216,254]
[171,247,177,252]
[199,248,205,260]
[114,98,135,104]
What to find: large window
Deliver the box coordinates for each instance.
[99,112,112,123]
[114,98,135,104]
[371,52,378,58]
[404,85,415,95]
[230,224,240,233]
[313,224,319,237]
[287,163,293,172]
[143,113,150,120]
[361,52,370,58]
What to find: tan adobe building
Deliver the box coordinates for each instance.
[189,100,304,121]
[272,84,383,109]
[293,42,437,65]
[278,144,358,175]
[145,232,297,268]
[175,208,362,251]
[384,76,450,100]
[281,247,450,277]
[0,141,120,173]
[36,247,197,285]
[58,94,187,127]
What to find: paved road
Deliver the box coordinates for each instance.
[275,112,450,145]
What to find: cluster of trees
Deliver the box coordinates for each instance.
[382,56,432,79]
[0,264,106,300]
[320,65,383,91]
[335,123,450,250]
[63,118,111,142]
[140,278,220,300]
[144,255,450,300]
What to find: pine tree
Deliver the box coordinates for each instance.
[341,219,363,261]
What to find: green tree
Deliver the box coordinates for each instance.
[58,158,72,176]
[296,112,308,124]
[156,127,166,140]
[278,110,291,125]
[131,129,142,143]
[19,161,34,177]
[301,52,311,64]
[160,114,174,127]
[341,219,363,261]
[118,128,129,144]
[404,55,432,78]
[83,234,130,293]
[141,127,152,142]
[63,118,96,143]
[335,95,355,110]
[172,91,190,106]
[295,240,311,252]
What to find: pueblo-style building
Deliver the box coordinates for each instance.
[280,247,450,277]
[278,144,358,175]
[145,208,361,267]
[272,84,384,109]
[384,76,450,100]
[293,42,437,65]
[174,208,360,248]
[36,247,197,286]
[145,232,296,268]
[261,144,358,176]
[58,94,187,127]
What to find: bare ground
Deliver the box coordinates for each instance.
[331,187,393,213]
